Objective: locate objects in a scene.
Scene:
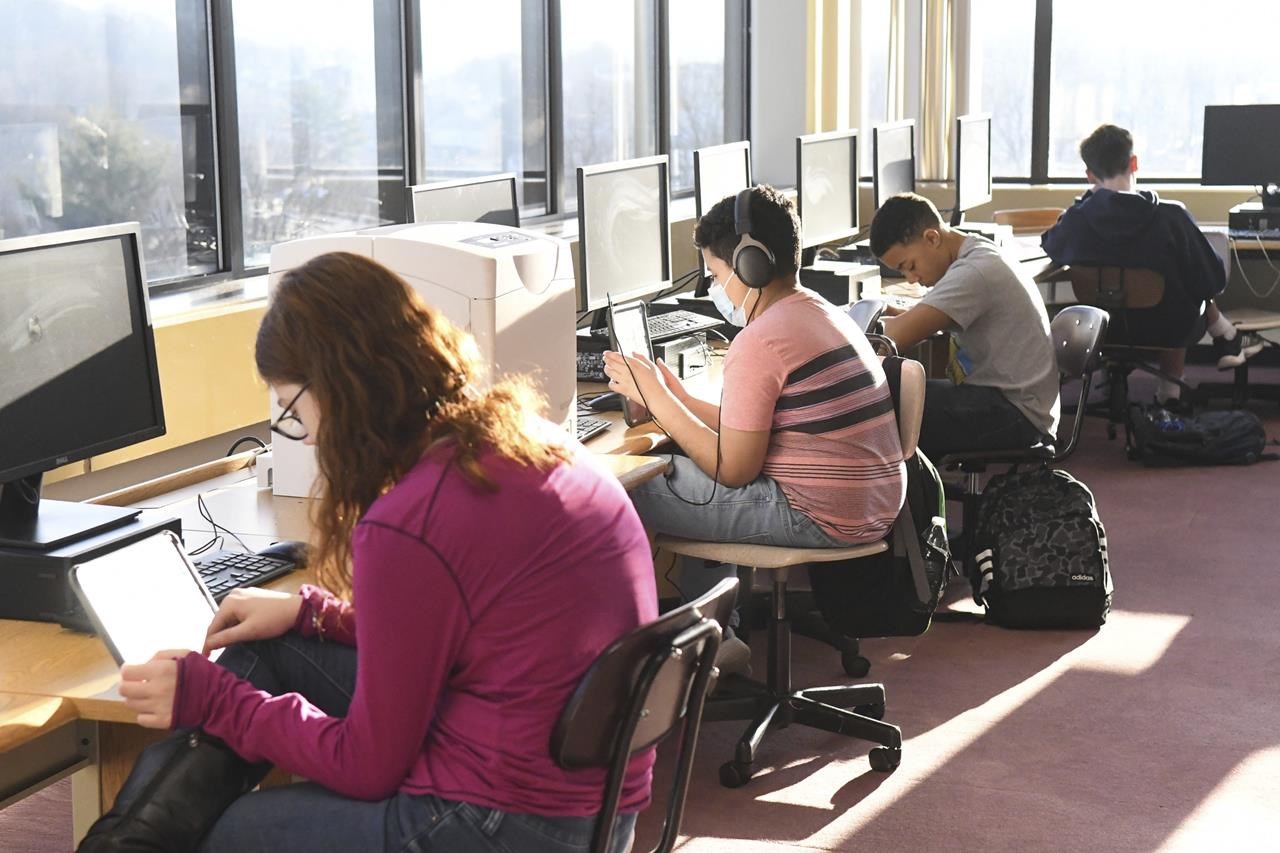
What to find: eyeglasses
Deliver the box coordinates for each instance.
[270,383,310,441]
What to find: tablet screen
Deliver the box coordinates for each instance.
[71,531,220,665]
[607,300,654,427]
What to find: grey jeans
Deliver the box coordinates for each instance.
[629,455,846,604]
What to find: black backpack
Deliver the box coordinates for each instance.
[970,468,1112,630]
[1127,405,1271,466]
[808,357,950,639]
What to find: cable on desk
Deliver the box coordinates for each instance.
[226,435,268,456]
[197,493,252,554]
[1230,238,1280,299]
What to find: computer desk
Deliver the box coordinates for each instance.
[0,445,667,841]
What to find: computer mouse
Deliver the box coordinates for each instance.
[256,539,309,566]
[587,391,624,412]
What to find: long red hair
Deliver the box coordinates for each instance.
[255,252,567,598]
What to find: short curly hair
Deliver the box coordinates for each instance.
[868,192,943,257]
[693,184,801,278]
[1079,124,1133,180]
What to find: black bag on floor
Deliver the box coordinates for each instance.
[1127,406,1270,466]
[971,468,1112,630]
[808,358,950,639]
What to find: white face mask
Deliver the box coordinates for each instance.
[709,274,747,327]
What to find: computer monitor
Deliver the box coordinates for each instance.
[873,120,916,211]
[1202,104,1280,207]
[575,155,672,314]
[952,114,992,226]
[408,173,520,226]
[796,129,859,249]
[693,140,752,286]
[0,223,165,550]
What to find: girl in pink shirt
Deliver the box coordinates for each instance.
[79,252,656,853]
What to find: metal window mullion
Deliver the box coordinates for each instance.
[403,0,425,188]
[208,0,245,275]
[1030,0,1052,183]
[725,0,749,145]
[546,0,564,213]
[373,0,408,224]
[657,0,670,158]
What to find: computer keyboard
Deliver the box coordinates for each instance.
[575,415,611,443]
[577,350,607,381]
[1228,228,1280,241]
[588,309,721,343]
[192,549,298,601]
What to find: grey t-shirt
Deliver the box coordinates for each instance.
[921,235,1060,438]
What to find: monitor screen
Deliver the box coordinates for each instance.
[576,156,672,312]
[796,130,859,248]
[693,141,752,282]
[1202,105,1280,186]
[409,174,519,226]
[0,224,164,486]
[873,120,916,210]
[955,114,992,219]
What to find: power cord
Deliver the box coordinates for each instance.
[226,435,268,456]
[197,492,252,553]
[1230,238,1280,299]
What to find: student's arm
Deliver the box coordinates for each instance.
[1175,211,1228,300]
[883,303,954,352]
[603,350,766,486]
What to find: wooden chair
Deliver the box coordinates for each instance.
[1068,265,1197,437]
[551,578,737,853]
[993,207,1063,234]
[652,359,928,787]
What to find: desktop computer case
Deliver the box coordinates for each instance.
[266,223,576,498]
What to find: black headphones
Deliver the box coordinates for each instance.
[732,187,776,289]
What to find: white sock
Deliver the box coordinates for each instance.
[1209,313,1235,339]
[1158,377,1184,402]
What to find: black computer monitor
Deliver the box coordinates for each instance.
[952,114,992,226]
[693,140,752,286]
[796,129,859,249]
[0,223,166,550]
[1202,104,1280,207]
[873,120,916,211]
[408,173,520,226]
[575,155,672,313]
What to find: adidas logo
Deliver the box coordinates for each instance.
[1070,573,1095,582]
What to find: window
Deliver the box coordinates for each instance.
[420,0,548,213]
[668,1,727,192]
[1049,1,1280,178]
[232,0,404,268]
[859,0,891,176]
[967,0,1034,179]
[559,0,658,211]
[0,0,217,281]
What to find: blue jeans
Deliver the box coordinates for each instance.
[629,455,846,606]
[109,634,636,853]
[918,380,1047,460]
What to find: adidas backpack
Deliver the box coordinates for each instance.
[970,467,1112,629]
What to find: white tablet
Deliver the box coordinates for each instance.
[69,530,221,666]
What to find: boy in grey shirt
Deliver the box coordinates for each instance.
[869,192,1059,459]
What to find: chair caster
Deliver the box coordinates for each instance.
[719,760,753,788]
[1106,422,1117,440]
[868,747,901,773]
[854,702,886,720]
[841,651,871,678]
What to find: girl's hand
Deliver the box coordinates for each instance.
[203,587,303,654]
[119,651,188,729]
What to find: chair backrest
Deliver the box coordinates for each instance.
[847,297,888,333]
[1068,265,1165,310]
[896,358,926,459]
[1049,305,1109,462]
[993,207,1062,233]
[551,577,738,853]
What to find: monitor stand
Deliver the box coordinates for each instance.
[0,473,140,551]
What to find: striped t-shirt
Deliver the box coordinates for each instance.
[721,288,906,543]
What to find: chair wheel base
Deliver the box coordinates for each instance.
[869,747,901,773]
[841,651,871,678]
[854,702,886,720]
[719,760,753,788]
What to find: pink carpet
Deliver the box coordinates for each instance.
[6,381,1280,852]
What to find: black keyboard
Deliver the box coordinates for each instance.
[576,350,606,381]
[192,549,298,601]
[575,415,611,443]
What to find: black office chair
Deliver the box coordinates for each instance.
[1069,266,1197,438]
[550,578,737,853]
[940,305,1109,576]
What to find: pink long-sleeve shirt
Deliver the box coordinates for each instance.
[173,446,658,815]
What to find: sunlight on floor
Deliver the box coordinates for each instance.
[1159,746,1280,850]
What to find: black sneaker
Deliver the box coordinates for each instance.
[1212,333,1265,370]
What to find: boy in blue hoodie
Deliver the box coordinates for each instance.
[1042,124,1261,407]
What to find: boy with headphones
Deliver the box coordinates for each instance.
[603,185,906,665]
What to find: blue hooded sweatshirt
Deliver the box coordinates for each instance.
[1041,188,1226,344]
